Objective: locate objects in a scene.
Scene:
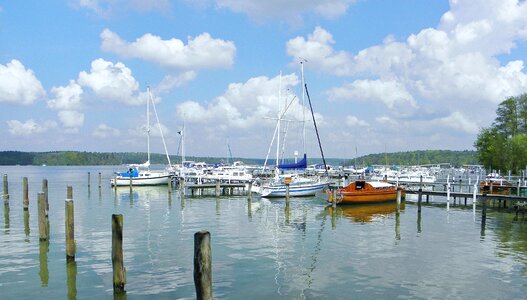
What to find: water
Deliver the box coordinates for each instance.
[1,166,527,299]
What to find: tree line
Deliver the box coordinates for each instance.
[0,150,477,167]
[341,150,478,167]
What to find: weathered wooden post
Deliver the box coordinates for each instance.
[332,190,337,209]
[42,179,49,216]
[98,172,102,189]
[215,180,220,198]
[247,181,252,200]
[482,194,487,220]
[3,174,9,206]
[285,177,291,202]
[88,172,91,189]
[446,180,451,211]
[66,186,75,260]
[396,189,402,213]
[66,260,77,300]
[23,177,29,210]
[112,214,126,293]
[38,192,48,241]
[418,175,422,212]
[194,230,212,300]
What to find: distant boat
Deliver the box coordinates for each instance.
[329,180,404,204]
[479,173,512,195]
[111,87,172,187]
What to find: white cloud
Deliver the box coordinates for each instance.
[93,123,120,138]
[212,0,356,23]
[175,73,305,129]
[48,80,83,110]
[100,29,236,70]
[327,79,417,110]
[345,116,368,127]
[77,58,145,105]
[58,110,85,129]
[435,111,479,134]
[75,0,170,17]
[0,60,45,105]
[155,71,197,93]
[6,119,57,136]
[286,0,527,146]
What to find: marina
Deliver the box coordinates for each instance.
[2,165,527,298]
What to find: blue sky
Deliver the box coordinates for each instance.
[1,0,527,160]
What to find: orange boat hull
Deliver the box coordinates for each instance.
[328,181,405,204]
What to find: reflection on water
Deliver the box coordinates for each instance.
[326,202,405,223]
[66,260,77,300]
[39,240,49,287]
[1,166,527,299]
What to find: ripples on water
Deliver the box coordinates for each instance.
[1,166,527,299]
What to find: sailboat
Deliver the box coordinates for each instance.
[111,87,173,186]
[257,62,329,198]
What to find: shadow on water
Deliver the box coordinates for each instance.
[66,260,77,300]
[39,240,49,287]
[4,205,9,233]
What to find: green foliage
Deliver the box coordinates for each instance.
[341,150,478,167]
[474,93,527,174]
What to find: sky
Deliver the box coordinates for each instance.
[1,0,527,160]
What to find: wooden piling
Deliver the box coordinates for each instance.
[215,180,220,198]
[247,181,252,200]
[88,172,91,188]
[112,214,126,293]
[66,186,75,260]
[332,190,337,209]
[38,192,48,241]
[194,230,212,300]
[98,172,102,189]
[285,183,290,202]
[396,189,402,212]
[417,176,422,212]
[3,174,8,206]
[482,194,487,220]
[42,179,49,215]
[23,177,29,210]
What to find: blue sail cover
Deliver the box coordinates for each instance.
[279,153,307,169]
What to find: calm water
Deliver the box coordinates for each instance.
[1,166,527,299]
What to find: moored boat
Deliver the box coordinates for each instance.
[329,180,404,204]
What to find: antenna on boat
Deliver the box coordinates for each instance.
[304,83,328,176]
[146,86,151,170]
[300,58,307,156]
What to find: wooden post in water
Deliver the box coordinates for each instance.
[446,181,451,211]
[3,174,9,206]
[418,176,422,212]
[66,186,75,260]
[194,230,212,300]
[215,180,220,198]
[247,181,252,200]
[481,194,487,221]
[23,177,29,210]
[396,189,402,213]
[285,183,290,202]
[112,214,126,293]
[42,179,49,216]
[88,172,91,189]
[98,172,102,189]
[472,181,478,214]
[332,190,337,209]
[38,192,48,241]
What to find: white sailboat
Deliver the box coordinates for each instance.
[111,87,172,186]
[257,63,329,198]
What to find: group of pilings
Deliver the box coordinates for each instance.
[2,173,213,299]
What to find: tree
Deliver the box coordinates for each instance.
[474,93,527,174]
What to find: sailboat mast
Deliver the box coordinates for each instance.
[276,71,282,167]
[146,87,151,169]
[301,59,306,155]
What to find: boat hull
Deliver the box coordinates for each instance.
[111,174,171,186]
[329,180,404,204]
[260,182,328,198]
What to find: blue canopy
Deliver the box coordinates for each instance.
[278,153,307,169]
[117,167,139,178]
